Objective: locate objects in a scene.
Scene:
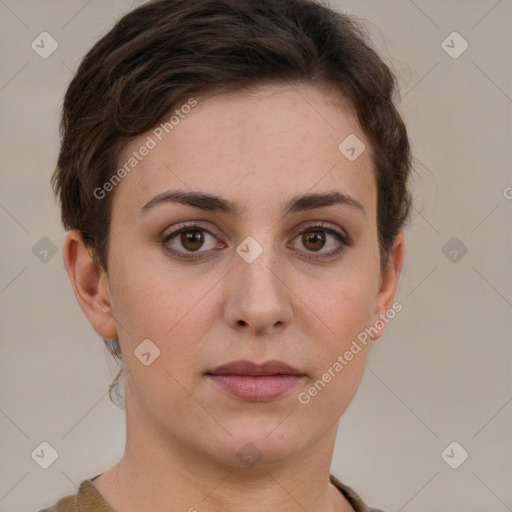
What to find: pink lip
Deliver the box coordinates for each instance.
[207,360,305,401]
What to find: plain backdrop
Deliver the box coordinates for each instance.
[1,1,511,511]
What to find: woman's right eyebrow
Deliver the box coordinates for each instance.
[138,189,366,218]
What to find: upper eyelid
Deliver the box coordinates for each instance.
[162,220,346,238]
[160,223,221,250]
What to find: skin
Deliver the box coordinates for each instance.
[63,83,403,512]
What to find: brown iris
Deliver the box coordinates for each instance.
[181,229,204,251]
[302,230,325,251]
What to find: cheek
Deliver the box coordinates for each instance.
[294,305,372,422]
[295,268,377,403]
[329,285,375,342]
[108,250,220,362]
[110,271,172,340]
[305,264,378,348]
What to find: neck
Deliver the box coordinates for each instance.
[93,391,353,512]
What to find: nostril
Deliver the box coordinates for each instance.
[237,320,247,326]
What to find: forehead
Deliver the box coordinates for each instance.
[111,83,376,220]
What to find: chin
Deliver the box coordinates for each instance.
[200,417,313,469]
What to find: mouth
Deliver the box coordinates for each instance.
[206,360,305,402]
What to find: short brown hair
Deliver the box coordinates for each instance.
[52,0,412,405]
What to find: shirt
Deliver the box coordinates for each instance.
[39,473,386,512]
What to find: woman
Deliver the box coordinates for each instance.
[41,0,411,510]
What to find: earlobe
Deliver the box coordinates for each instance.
[62,230,117,339]
[370,232,404,341]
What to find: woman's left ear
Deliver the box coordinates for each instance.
[370,232,404,341]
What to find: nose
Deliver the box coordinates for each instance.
[223,244,293,335]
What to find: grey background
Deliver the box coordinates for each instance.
[1,1,511,511]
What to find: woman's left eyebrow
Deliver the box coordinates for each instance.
[138,189,366,218]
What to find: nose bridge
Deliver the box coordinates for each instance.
[237,233,283,301]
[240,238,280,293]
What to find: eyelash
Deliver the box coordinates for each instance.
[160,222,351,261]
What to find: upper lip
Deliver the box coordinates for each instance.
[208,359,303,376]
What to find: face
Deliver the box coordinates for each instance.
[93,83,401,467]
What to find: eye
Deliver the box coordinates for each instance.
[161,223,225,260]
[160,221,350,261]
[289,223,350,259]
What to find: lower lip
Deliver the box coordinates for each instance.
[208,374,304,401]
